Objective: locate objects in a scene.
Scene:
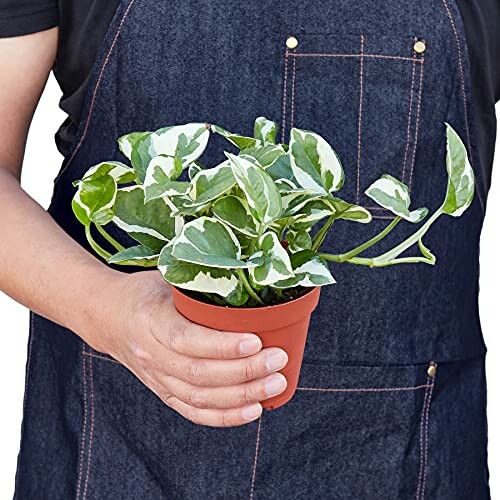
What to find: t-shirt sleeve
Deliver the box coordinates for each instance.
[0,0,58,38]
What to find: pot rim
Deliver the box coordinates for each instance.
[171,285,320,312]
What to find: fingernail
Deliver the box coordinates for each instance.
[242,404,262,421]
[264,373,287,397]
[239,336,261,356]
[265,350,288,372]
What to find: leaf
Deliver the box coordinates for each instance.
[289,199,334,230]
[327,197,373,224]
[72,175,117,226]
[158,245,240,297]
[281,189,323,217]
[418,238,436,265]
[365,175,428,223]
[212,125,260,150]
[118,132,151,162]
[172,217,253,269]
[289,128,344,195]
[266,153,296,183]
[286,229,312,253]
[274,250,336,289]
[212,196,258,237]
[188,162,204,180]
[108,245,159,266]
[240,144,286,169]
[224,280,250,306]
[126,124,210,182]
[249,232,294,286]
[80,161,135,184]
[441,124,475,217]
[226,153,282,224]
[189,161,236,205]
[254,117,278,145]
[144,155,189,202]
[113,186,175,252]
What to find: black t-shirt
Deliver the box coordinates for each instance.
[1,0,499,185]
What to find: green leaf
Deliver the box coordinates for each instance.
[224,280,250,306]
[274,250,336,289]
[266,153,296,183]
[365,175,428,223]
[289,128,344,195]
[289,199,334,230]
[441,124,475,217]
[72,175,117,226]
[211,125,260,150]
[113,186,176,252]
[80,161,136,184]
[118,132,151,162]
[286,229,312,253]
[281,189,323,217]
[327,197,373,224]
[188,162,204,180]
[144,155,189,202]
[158,245,240,297]
[108,244,159,266]
[172,217,253,269]
[189,161,236,205]
[126,124,210,182]
[249,232,294,286]
[226,152,282,224]
[254,117,278,145]
[212,196,258,237]
[240,145,286,169]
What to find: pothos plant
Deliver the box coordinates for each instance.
[72,117,475,307]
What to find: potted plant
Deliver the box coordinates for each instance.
[72,117,475,410]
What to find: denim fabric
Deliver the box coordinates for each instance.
[15,0,490,498]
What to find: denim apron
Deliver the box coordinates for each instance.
[15,0,491,498]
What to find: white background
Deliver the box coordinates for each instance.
[0,76,498,498]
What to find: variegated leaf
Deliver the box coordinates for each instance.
[226,153,282,224]
[189,161,236,205]
[158,245,240,297]
[289,128,344,195]
[266,153,296,183]
[81,161,135,184]
[118,132,150,162]
[108,244,159,266]
[327,197,372,223]
[286,229,312,253]
[113,186,175,252]
[144,155,189,202]
[290,199,334,230]
[365,175,428,223]
[249,232,294,286]
[274,250,336,288]
[254,117,278,145]
[72,175,117,226]
[240,144,286,169]
[172,217,253,269]
[212,125,260,150]
[441,124,475,217]
[212,196,258,237]
[188,162,204,180]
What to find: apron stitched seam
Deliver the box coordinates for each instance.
[280,50,289,144]
[291,53,423,63]
[402,42,418,182]
[249,415,262,500]
[296,384,431,393]
[75,345,88,500]
[290,50,297,131]
[83,351,121,365]
[440,0,485,213]
[356,34,365,204]
[82,352,96,500]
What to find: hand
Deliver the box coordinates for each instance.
[88,270,288,427]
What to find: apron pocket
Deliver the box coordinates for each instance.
[251,361,437,499]
[283,33,426,216]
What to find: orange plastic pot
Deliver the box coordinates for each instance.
[171,286,321,410]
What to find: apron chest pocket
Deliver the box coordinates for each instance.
[282,34,426,217]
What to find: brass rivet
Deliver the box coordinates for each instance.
[286,36,299,49]
[427,364,437,378]
[414,40,426,54]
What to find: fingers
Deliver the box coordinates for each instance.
[158,318,263,360]
[159,347,289,387]
[163,396,263,427]
[163,372,288,409]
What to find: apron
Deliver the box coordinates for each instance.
[15,0,491,498]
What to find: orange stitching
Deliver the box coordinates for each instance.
[83,352,121,365]
[372,215,397,220]
[290,51,297,131]
[416,377,431,498]
[441,0,485,213]
[75,346,88,500]
[296,384,431,393]
[402,47,418,182]
[281,50,290,144]
[57,0,137,181]
[356,35,365,204]
[290,53,423,63]
[408,56,425,191]
[82,353,95,500]
[249,416,262,500]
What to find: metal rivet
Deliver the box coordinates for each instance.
[427,364,437,378]
[286,36,299,49]
[413,40,426,54]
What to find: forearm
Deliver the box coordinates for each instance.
[0,168,120,347]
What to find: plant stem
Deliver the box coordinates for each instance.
[320,216,402,263]
[95,224,126,252]
[85,225,112,261]
[237,269,264,305]
[311,215,336,252]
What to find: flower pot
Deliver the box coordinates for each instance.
[171,286,321,410]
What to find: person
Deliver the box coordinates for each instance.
[1,0,499,498]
